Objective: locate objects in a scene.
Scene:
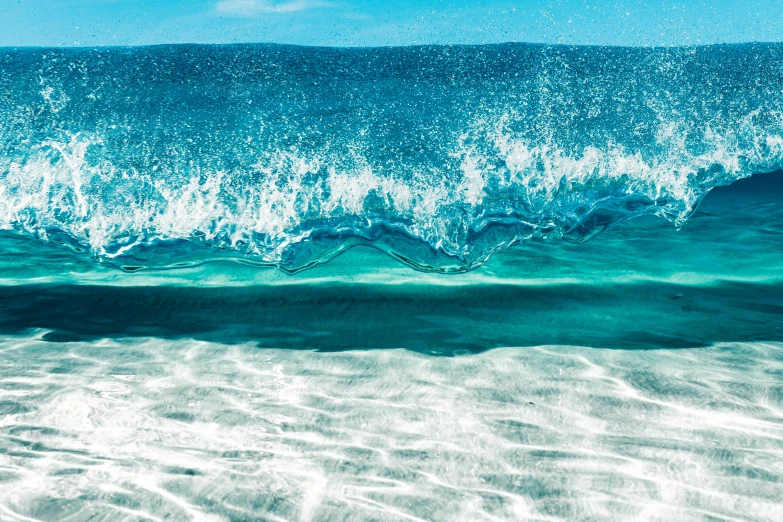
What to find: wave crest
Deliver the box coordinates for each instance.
[1,44,782,272]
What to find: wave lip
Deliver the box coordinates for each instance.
[1,43,782,272]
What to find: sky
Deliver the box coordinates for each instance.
[1,0,782,48]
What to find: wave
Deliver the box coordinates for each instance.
[1,43,782,272]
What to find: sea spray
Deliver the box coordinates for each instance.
[1,43,782,271]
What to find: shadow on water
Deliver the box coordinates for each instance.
[0,171,781,354]
[1,280,782,354]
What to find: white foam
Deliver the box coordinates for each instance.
[1,110,781,267]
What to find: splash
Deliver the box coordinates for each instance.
[1,44,782,272]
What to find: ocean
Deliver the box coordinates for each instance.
[0,43,782,521]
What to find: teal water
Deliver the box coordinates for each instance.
[2,44,783,272]
[0,172,781,521]
[1,43,783,521]
[2,172,781,352]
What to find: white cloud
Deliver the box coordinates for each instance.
[215,0,330,16]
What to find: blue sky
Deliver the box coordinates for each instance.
[1,0,782,47]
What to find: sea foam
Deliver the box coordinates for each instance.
[1,44,782,271]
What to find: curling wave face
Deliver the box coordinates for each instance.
[1,43,782,272]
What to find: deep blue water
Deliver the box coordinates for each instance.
[0,44,782,521]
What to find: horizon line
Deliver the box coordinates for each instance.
[1,40,781,51]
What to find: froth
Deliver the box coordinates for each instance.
[1,111,781,271]
[1,44,782,271]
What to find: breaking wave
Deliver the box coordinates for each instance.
[1,43,782,272]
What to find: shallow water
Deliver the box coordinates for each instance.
[0,172,781,521]
[1,336,782,522]
[1,173,781,353]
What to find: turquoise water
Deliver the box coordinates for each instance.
[0,172,781,521]
[1,43,783,520]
